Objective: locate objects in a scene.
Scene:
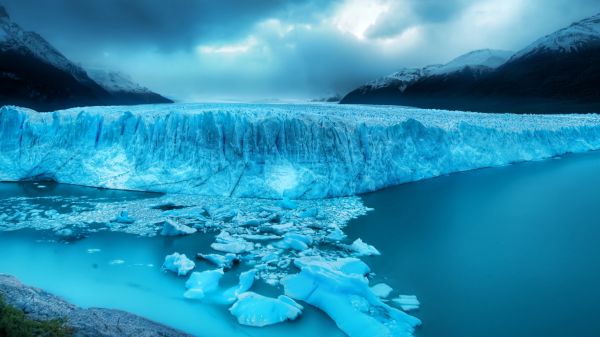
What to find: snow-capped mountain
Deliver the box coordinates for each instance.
[354,49,512,94]
[430,49,513,75]
[512,13,600,59]
[87,69,151,94]
[0,6,92,85]
[0,6,171,111]
[341,13,600,113]
[86,69,172,105]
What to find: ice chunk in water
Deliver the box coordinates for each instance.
[326,226,347,242]
[279,198,297,210]
[274,233,313,251]
[350,238,381,256]
[196,253,239,269]
[236,269,256,295]
[163,252,195,276]
[300,207,319,218]
[229,292,303,327]
[370,283,393,298]
[184,269,224,300]
[223,269,258,304]
[111,210,135,224]
[282,256,420,337]
[160,219,197,236]
[211,231,254,254]
[392,295,420,312]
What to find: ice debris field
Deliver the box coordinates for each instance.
[0,188,419,336]
[3,102,600,336]
[3,103,600,199]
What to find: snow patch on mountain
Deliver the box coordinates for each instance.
[513,12,600,59]
[363,49,512,91]
[429,49,513,75]
[0,7,90,83]
[87,69,153,94]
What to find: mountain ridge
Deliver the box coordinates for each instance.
[341,13,600,114]
[0,5,172,111]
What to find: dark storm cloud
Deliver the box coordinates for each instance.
[365,0,482,39]
[1,0,339,50]
[2,0,600,101]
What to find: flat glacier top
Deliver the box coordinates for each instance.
[38,102,600,131]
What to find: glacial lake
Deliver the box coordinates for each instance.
[2,150,600,337]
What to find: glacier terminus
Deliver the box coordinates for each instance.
[3,103,600,199]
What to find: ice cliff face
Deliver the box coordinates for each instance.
[2,103,600,199]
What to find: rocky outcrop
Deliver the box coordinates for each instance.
[0,274,193,337]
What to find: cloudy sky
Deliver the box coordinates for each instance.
[3,0,600,101]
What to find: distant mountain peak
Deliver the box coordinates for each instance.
[361,49,513,92]
[513,12,600,59]
[0,5,172,110]
[86,69,152,94]
[341,12,600,113]
[431,49,513,75]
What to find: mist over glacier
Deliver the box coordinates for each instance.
[3,103,600,199]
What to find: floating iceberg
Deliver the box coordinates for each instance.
[184,269,224,300]
[393,295,421,312]
[274,233,313,251]
[4,103,600,199]
[222,269,258,304]
[163,252,195,276]
[235,269,256,295]
[282,256,420,337]
[111,210,135,224]
[159,219,197,236]
[211,231,255,254]
[279,198,297,210]
[326,226,347,242]
[229,292,303,327]
[350,238,381,256]
[370,283,393,298]
[196,253,239,269]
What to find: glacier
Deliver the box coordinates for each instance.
[3,103,600,199]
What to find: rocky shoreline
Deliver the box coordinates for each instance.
[0,274,193,337]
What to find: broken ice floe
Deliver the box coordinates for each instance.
[0,191,420,336]
[370,283,394,298]
[350,238,381,256]
[111,210,136,224]
[229,292,303,327]
[196,253,239,270]
[282,256,421,337]
[392,295,421,312]
[184,269,224,300]
[160,219,197,236]
[163,252,195,276]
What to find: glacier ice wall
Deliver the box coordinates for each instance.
[2,103,600,199]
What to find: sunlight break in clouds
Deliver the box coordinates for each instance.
[331,0,389,39]
[197,36,258,54]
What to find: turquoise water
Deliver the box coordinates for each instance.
[347,151,600,337]
[0,183,342,337]
[2,151,600,336]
